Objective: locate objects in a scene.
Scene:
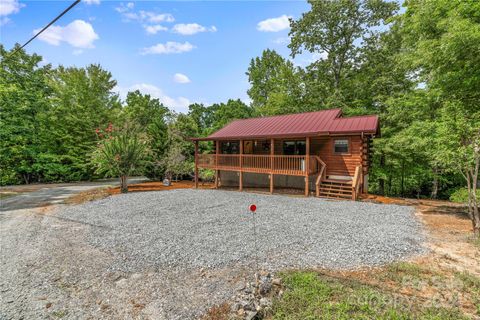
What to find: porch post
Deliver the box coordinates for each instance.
[239,140,243,191]
[270,138,274,194]
[305,137,310,197]
[215,140,219,189]
[194,140,199,189]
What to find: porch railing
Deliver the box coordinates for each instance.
[197,154,320,176]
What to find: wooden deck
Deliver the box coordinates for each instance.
[197,154,322,176]
[193,138,364,200]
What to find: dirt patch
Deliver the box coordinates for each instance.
[64,188,112,205]
[107,180,214,195]
[64,180,215,205]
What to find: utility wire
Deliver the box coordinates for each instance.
[8,0,81,57]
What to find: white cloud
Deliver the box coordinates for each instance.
[257,15,291,32]
[116,83,191,113]
[141,41,195,55]
[115,2,134,13]
[144,24,168,35]
[115,3,174,24]
[273,37,289,45]
[34,19,99,48]
[0,0,24,25]
[172,23,217,35]
[0,0,24,16]
[83,0,100,5]
[173,73,191,84]
[72,49,83,55]
[141,11,174,23]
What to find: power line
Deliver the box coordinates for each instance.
[9,0,81,56]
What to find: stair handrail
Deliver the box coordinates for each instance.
[352,165,362,200]
[314,156,327,197]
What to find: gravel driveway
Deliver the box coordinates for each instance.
[1,189,425,319]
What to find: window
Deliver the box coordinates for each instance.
[283,140,306,155]
[221,141,239,154]
[334,139,349,154]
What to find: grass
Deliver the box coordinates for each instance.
[269,270,471,320]
[455,271,480,316]
[51,310,68,318]
[468,236,480,248]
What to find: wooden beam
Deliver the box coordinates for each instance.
[239,140,243,191]
[270,138,274,194]
[215,141,219,189]
[305,137,310,197]
[194,140,199,189]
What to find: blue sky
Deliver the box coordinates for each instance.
[1,0,312,113]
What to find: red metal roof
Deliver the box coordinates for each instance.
[199,108,379,140]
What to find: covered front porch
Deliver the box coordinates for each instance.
[193,137,363,200]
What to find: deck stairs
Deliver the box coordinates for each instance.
[317,179,353,199]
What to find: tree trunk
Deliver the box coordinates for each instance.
[120,175,128,193]
[471,156,479,237]
[401,159,405,197]
[431,167,439,199]
[378,153,385,195]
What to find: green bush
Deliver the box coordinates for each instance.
[199,169,215,183]
[449,188,480,203]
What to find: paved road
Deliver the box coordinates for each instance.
[0,177,148,212]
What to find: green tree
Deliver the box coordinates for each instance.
[91,124,150,193]
[398,0,480,235]
[289,0,398,107]
[246,49,304,116]
[162,113,199,180]
[47,64,121,181]
[0,45,52,184]
[124,90,170,179]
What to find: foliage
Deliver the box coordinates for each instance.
[450,188,480,204]
[91,124,150,192]
[272,271,469,319]
[0,45,52,184]
[246,49,305,116]
[124,90,170,180]
[199,169,215,184]
[289,0,398,107]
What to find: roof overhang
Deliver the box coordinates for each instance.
[190,130,378,141]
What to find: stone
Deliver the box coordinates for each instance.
[259,297,271,308]
[258,281,272,295]
[245,310,257,320]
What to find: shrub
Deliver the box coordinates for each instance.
[450,188,480,203]
[199,169,215,184]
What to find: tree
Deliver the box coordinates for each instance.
[435,105,479,236]
[246,49,304,115]
[91,124,150,193]
[161,114,199,181]
[47,64,121,181]
[399,0,480,235]
[0,45,52,184]
[124,90,170,180]
[289,0,398,106]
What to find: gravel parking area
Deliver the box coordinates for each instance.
[1,189,426,319]
[60,189,425,271]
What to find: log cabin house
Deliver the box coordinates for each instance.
[192,108,378,200]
